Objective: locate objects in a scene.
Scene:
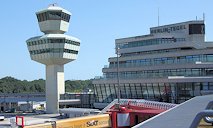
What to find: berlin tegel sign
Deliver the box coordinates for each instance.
[151,24,186,34]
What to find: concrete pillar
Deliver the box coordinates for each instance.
[8,102,11,110]
[171,84,177,104]
[3,102,6,112]
[46,65,64,114]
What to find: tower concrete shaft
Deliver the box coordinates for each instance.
[46,65,64,113]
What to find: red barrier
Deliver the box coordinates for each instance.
[16,116,24,128]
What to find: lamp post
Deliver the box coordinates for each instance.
[116,46,121,108]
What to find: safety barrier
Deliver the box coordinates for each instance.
[126,99,176,110]
[189,110,213,128]
[24,114,111,128]
[16,116,24,128]
[100,99,119,114]
[203,101,213,124]
[190,100,213,128]
[101,99,176,114]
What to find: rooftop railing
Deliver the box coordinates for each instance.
[100,99,177,114]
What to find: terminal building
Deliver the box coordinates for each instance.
[93,20,213,108]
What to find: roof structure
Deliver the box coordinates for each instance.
[133,95,213,128]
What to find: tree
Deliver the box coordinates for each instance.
[0,76,93,93]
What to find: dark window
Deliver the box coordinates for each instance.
[40,13,44,21]
[29,48,78,55]
[36,14,41,22]
[48,11,61,20]
[37,11,70,22]
[189,24,205,34]
[42,13,47,21]
[61,13,66,21]
[67,15,70,22]
[49,39,64,43]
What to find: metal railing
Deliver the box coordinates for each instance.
[100,99,176,114]
[190,100,213,128]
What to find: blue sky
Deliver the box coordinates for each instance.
[0,0,213,80]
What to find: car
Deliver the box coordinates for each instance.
[0,116,5,121]
[33,109,46,114]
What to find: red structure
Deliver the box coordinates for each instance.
[15,99,176,128]
[108,100,175,128]
[16,116,24,128]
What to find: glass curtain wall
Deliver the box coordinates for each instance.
[94,82,213,104]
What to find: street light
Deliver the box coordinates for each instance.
[115,45,121,109]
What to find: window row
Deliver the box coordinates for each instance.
[94,82,213,103]
[27,39,80,46]
[119,37,186,49]
[109,54,213,68]
[37,11,70,22]
[29,48,78,55]
[105,68,213,79]
[121,48,182,57]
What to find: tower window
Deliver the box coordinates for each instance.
[37,11,70,22]
[48,12,61,20]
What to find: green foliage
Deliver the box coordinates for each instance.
[0,76,45,93]
[0,76,93,93]
[65,79,93,93]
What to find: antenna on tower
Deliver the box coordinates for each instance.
[203,13,205,21]
[158,7,160,26]
[196,16,197,20]
[49,3,58,7]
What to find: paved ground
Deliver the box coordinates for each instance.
[133,95,213,128]
[0,113,61,128]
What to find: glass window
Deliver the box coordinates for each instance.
[37,13,48,22]
[179,56,186,63]
[159,70,164,77]
[135,84,143,98]
[147,84,154,99]
[120,84,126,98]
[105,84,111,102]
[207,54,213,62]
[202,82,208,90]
[96,85,102,102]
[186,56,193,62]
[130,84,137,98]
[170,69,176,76]
[185,83,193,96]
[101,85,107,103]
[153,70,159,77]
[191,69,200,76]
[48,11,61,20]
[41,13,45,21]
[185,69,191,76]
[36,14,41,22]
[110,84,116,99]
[193,82,201,96]
[168,57,175,64]
[61,13,65,21]
[158,83,165,96]
[67,14,70,22]
[153,83,160,97]
[192,55,200,61]
[125,84,131,98]
[209,83,213,90]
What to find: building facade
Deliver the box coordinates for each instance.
[93,20,213,108]
[0,93,95,112]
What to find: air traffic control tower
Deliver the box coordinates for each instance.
[26,4,80,113]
